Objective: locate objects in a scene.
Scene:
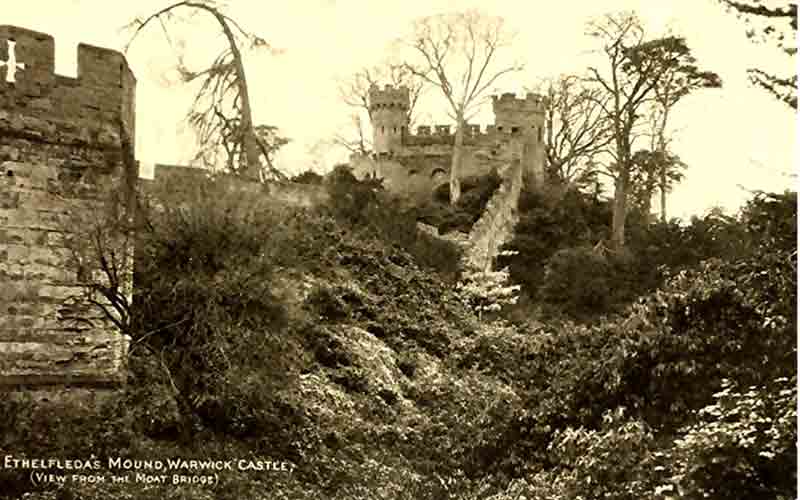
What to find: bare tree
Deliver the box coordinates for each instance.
[336,62,424,156]
[400,9,523,204]
[125,0,286,181]
[332,113,372,156]
[534,75,613,189]
[585,12,715,247]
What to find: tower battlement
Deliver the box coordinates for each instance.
[491,91,547,115]
[0,25,136,149]
[357,84,547,197]
[0,25,135,390]
[367,85,547,153]
[368,84,410,111]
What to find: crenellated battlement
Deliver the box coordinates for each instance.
[0,25,136,149]
[402,119,545,148]
[409,122,531,137]
[368,84,410,111]
[0,25,136,391]
[368,85,546,154]
[359,83,547,199]
[492,91,547,115]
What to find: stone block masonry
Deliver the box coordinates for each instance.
[0,25,135,388]
[464,141,524,272]
[141,164,330,212]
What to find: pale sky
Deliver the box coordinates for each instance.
[3,0,797,219]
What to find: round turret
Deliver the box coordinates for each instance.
[491,92,546,134]
[369,84,410,155]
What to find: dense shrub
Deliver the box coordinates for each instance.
[498,188,613,300]
[537,245,617,317]
[498,376,796,500]
[323,164,463,278]
[291,169,325,184]
[324,164,386,226]
[132,178,307,440]
[418,171,502,234]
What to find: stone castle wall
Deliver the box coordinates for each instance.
[412,141,526,273]
[350,145,508,203]
[0,26,135,388]
[141,164,329,212]
[464,143,524,272]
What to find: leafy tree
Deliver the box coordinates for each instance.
[628,148,688,217]
[586,13,716,247]
[400,9,523,204]
[646,35,721,220]
[126,0,286,180]
[718,0,797,109]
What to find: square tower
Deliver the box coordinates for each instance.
[0,25,136,389]
[369,84,410,155]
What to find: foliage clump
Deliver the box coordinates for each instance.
[3,167,794,500]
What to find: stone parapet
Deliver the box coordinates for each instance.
[463,142,524,272]
[0,26,135,389]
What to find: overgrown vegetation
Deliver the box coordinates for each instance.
[416,170,502,234]
[2,174,795,499]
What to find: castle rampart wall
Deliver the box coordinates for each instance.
[464,142,524,272]
[0,26,135,388]
[142,164,330,213]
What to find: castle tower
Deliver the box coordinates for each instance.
[369,84,409,155]
[0,26,136,390]
[492,92,547,187]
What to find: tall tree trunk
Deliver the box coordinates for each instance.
[450,111,465,205]
[656,108,669,222]
[642,187,653,219]
[659,167,667,222]
[611,127,631,248]
[213,12,261,181]
[642,168,658,221]
[612,168,629,248]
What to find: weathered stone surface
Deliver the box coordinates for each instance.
[141,163,330,212]
[0,25,135,389]
[465,148,524,272]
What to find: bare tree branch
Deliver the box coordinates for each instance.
[399,9,522,204]
[125,0,286,181]
[533,75,614,188]
[336,61,425,156]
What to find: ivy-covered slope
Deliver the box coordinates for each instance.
[1,173,795,500]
